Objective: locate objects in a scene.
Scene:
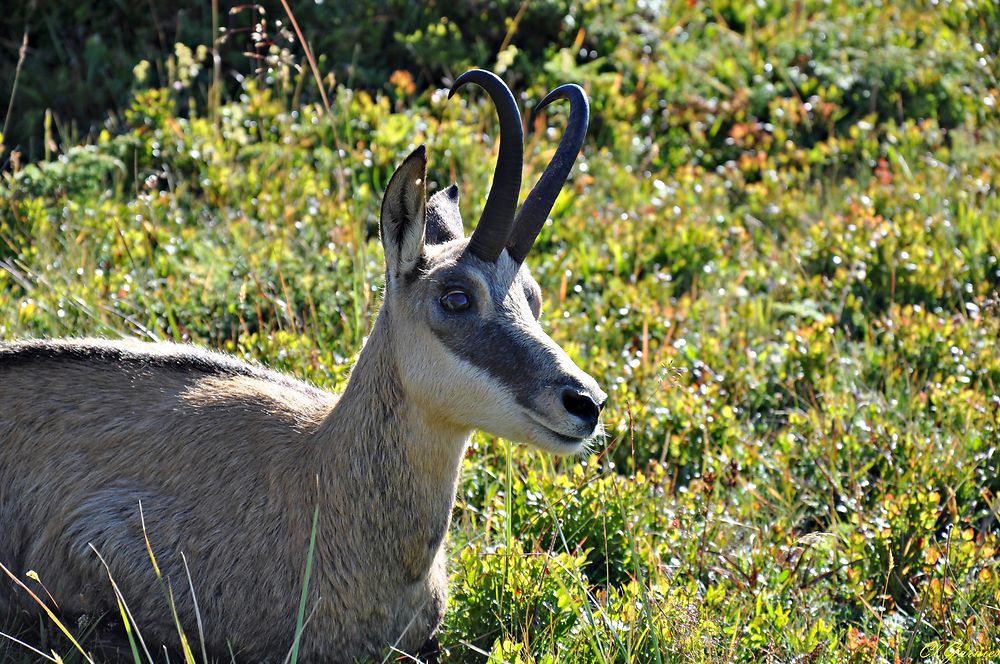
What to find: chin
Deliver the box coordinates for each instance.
[522,422,600,456]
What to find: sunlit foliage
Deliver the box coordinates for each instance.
[1,1,999,662]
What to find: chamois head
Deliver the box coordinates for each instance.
[377,70,606,454]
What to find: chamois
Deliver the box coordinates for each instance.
[0,70,605,662]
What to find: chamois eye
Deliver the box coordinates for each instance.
[440,289,471,312]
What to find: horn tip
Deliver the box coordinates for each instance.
[449,68,507,99]
[538,83,588,112]
[448,69,478,98]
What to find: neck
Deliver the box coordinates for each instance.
[333,306,470,474]
[312,305,471,577]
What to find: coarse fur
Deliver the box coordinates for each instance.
[0,148,605,661]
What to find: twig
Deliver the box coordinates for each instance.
[2,31,29,150]
[276,0,346,196]
[277,0,329,115]
[497,0,528,55]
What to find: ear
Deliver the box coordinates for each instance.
[425,184,465,245]
[380,146,427,281]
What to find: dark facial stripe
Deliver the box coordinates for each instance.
[430,314,557,410]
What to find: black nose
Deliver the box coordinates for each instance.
[561,388,604,429]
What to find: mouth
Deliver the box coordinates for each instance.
[524,410,591,447]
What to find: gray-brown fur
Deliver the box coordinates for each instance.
[0,146,605,662]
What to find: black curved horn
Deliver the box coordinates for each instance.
[449,69,524,262]
[507,84,589,264]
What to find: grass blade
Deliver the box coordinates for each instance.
[0,630,58,662]
[88,543,154,664]
[181,553,208,664]
[288,504,320,664]
[0,562,93,663]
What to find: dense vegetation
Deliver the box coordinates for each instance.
[2,0,999,662]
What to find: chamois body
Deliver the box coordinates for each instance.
[0,71,603,661]
[0,324,461,660]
